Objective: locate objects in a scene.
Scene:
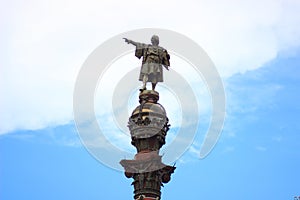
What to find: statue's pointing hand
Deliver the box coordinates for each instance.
[123,38,130,44]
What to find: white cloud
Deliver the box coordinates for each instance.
[222,146,235,154]
[272,135,283,142]
[255,146,267,152]
[1,0,300,134]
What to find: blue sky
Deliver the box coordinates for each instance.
[1,0,300,200]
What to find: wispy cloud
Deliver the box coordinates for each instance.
[272,135,283,142]
[255,146,267,152]
[1,124,82,147]
[222,146,235,154]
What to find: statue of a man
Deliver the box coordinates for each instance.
[123,35,170,91]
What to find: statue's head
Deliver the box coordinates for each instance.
[151,35,159,46]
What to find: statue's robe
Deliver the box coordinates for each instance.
[135,43,170,83]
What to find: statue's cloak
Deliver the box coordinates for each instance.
[135,43,170,83]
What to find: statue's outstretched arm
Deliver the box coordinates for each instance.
[163,65,170,70]
[123,38,138,46]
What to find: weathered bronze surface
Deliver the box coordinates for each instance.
[123,35,170,91]
[120,90,175,200]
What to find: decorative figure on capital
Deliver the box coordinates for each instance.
[123,35,170,91]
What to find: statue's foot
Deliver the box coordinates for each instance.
[151,83,157,91]
[139,87,146,92]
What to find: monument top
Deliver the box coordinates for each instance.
[123,35,170,92]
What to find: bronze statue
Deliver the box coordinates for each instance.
[123,35,170,91]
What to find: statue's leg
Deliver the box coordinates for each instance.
[142,75,148,90]
[152,83,157,90]
[152,76,157,91]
